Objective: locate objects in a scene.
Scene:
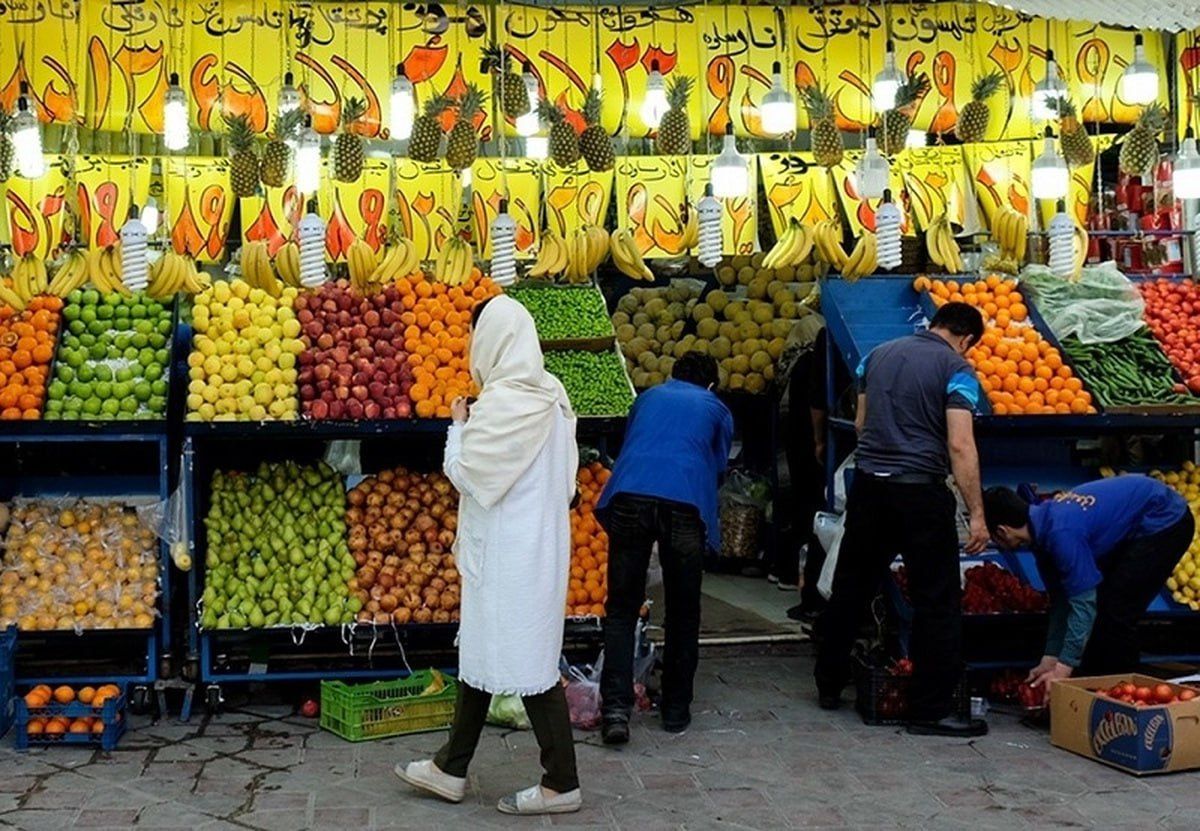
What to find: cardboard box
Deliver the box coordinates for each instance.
[1050,674,1200,775]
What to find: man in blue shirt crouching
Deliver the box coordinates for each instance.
[597,352,734,745]
[984,475,1193,700]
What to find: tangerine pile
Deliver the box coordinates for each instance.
[567,461,611,618]
[398,270,501,418]
[23,683,122,737]
[915,275,1094,416]
[0,296,62,420]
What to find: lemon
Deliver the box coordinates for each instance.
[186,393,203,410]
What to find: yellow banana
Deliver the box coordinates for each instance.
[396,237,422,278]
[762,221,796,270]
[0,280,27,311]
[611,229,654,281]
[275,241,302,287]
[12,256,32,300]
[680,208,699,251]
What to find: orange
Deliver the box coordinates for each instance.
[44,719,66,735]
[912,276,931,292]
[91,720,106,734]
[24,690,49,708]
[77,686,96,705]
[69,719,91,734]
[52,685,75,704]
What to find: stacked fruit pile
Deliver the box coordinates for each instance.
[505,284,614,342]
[398,273,500,418]
[917,275,1095,415]
[46,290,171,420]
[613,283,700,388]
[1146,465,1200,611]
[693,283,802,393]
[543,350,634,416]
[296,280,415,420]
[1140,278,1200,391]
[1097,680,1197,706]
[186,279,304,421]
[22,684,123,738]
[894,561,1046,613]
[200,462,355,628]
[1060,330,1195,409]
[0,296,61,420]
[567,461,610,618]
[345,466,460,625]
[0,500,158,631]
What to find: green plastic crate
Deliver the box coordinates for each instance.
[319,670,457,741]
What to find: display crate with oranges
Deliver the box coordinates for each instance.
[14,683,127,751]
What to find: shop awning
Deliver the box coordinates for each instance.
[986,1,1200,32]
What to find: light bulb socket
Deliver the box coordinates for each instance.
[882,188,893,203]
[169,72,180,86]
[523,60,534,74]
[306,198,318,213]
[1044,125,1054,138]
[128,204,140,219]
[1134,33,1144,47]
[16,96,28,113]
[725,123,734,136]
[705,183,714,197]
[1045,48,1055,61]
[498,198,508,212]
[867,125,876,139]
[19,81,28,96]
[395,64,406,78]
[284,71,294,85]
[1057,199,1067,212]
[885,39,895,54]
[772,60,782,73]
[650,59,660,72]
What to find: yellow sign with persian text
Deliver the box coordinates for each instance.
[1,159,70,260]
[73,155,152,250]
[163,156,236,264]
[756,153,837,238]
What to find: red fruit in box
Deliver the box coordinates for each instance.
[1180,688,1197,701]
[1134,686,1153,703]
[1153,683,1176,704]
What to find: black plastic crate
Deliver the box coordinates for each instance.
[854,660,970,726]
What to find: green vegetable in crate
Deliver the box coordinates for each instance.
[505,284,614,341]
[543,350,634,416]
[200,461,357,629]
[46,289,172,420]
[1059,330,1197,408]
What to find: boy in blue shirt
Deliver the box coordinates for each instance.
[597,352,734,744]
[984,475,1193,698]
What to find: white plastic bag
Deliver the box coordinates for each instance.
[815,511,846,600]
[487,694,531,730]
[564,664,602,730]
[832,453,855,514]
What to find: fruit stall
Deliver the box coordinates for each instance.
[1,0,1200,727]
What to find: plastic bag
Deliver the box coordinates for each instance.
[815,511,846,600]
[487,694,531,730]
[563,663,603,730]
[1020,262,1145,344]
[137,446,193,571]
[719,470,772,560]
[324,440,362,476]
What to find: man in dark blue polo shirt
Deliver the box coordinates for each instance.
[984,476,1193,698]
[815,302,989,737]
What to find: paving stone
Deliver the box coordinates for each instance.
[311,806,371,828]
[229,809,310,830]
[72,807,140,827]
[2,808,79,829]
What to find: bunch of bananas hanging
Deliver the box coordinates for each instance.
[762,219,814,270]
[0,280,26,311]
[840,233,878,282]
[563,225,610,284]
[925,214,964,274]
[86,244,132,296]
[274,241,302,289]
[7,254,49,303]
[368,236,423,288]
[527,230,569,280]
[679,207,699,252]
[346,239,381,294]
[812,219,849,270]
[240,240,283,298]
[610,228,654,281]
[984,206,1028,274]
[434,237,475,286]
[46,249,89,297]
[148,251,210,299]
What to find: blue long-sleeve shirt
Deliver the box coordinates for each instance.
[597,379,734,551]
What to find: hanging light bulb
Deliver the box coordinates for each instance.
[760,61,796,136]
[875,190,903,271]
[141,197,160,237]
[906,129,927,149]
[526,135,548,160]
[298,199,327,288]
[1032,126,1069,200]
[872,40,905,112]
[1120,34,1159,106]
[278,71,301,117]
[710,124,748,199]
[489,198,517,286]
[12,83,44,178]
[389,64,415,141]
[641,60,669,129]
[162,73,189,152]
[696,184,723,268]
[592,73,603,93]
[515,61,540,137]
[1047,200,1075,278]
[1174,128,1200,200]
[1031,49,1066,122]
[120,206,149,292]
[460,166,473,190]
[294,116,321,195]
[855,129,890,199]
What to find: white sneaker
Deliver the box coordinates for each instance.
[394,760,466,803]
[497,785,582,815]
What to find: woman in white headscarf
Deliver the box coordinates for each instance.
[397,295,582,816]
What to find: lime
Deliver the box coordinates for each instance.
[115,316,131,331]
[95,381,113,399]
[151,379,167,396]
[56,365,74,383]
[84,397,104,416]
[80,306,97,325]
[131,332,148,349]
[157,318,173,336]
[144,364,164,382]
[114,333,131,351]
[66,290,83,306]
[131,303,147,319]
[112,381,131,399]
[103,293,122,307]
[116,367,134,383]
[139,348,156,367]
[99,398,119,416]
[147,301,164,317]
[75,364,94,382]
[87,319,107,336]
[155,348,169,365]
[68,319,85,334]
[123,346,139,361]
[96,304,114,320]
[149,332,166,349]
[120,397,138,414]
[149,395,167,414]
[88,343,106,361]
[134,381,152,402]
[94,364,113,382]
[135,320,153,335]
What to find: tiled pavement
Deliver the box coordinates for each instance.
[0,648,1194,830]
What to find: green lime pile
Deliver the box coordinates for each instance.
[506,284,614,341]
[544,350,634,416]
[200,461,358,629]
[45,290,172,420]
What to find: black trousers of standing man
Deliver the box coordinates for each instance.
[601,493,705,727]
[814,472,963,721]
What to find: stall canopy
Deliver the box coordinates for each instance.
[989,0,1199,31]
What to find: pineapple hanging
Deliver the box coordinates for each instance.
[447,84,487,171]
[482,44,530,119]
[802,85,843,168]
[225,114,260,199]
[879,73,930,156]
[0,105,11,183]
[333,97,367,183]
[578,88,614,172]
[955,72,1003,144]
[409,95,451,163]
[1119,103,1167,176]
[539,99,580,168]
[260,108,303,188]
[1048,97,1095,168]
[655,76,694,156]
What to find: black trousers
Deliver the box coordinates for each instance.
[434,681,579,793]
[601,494,705,722]
[814,474,962,721]
[1080,510,1195,674]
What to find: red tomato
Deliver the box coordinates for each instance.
[1154,684,1176,704]
[300,699,319,718]
[1134,686,1153,703]
[1119,682,1136,697]
[1179,688,1198,702]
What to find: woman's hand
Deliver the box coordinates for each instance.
[450,396,470,423]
